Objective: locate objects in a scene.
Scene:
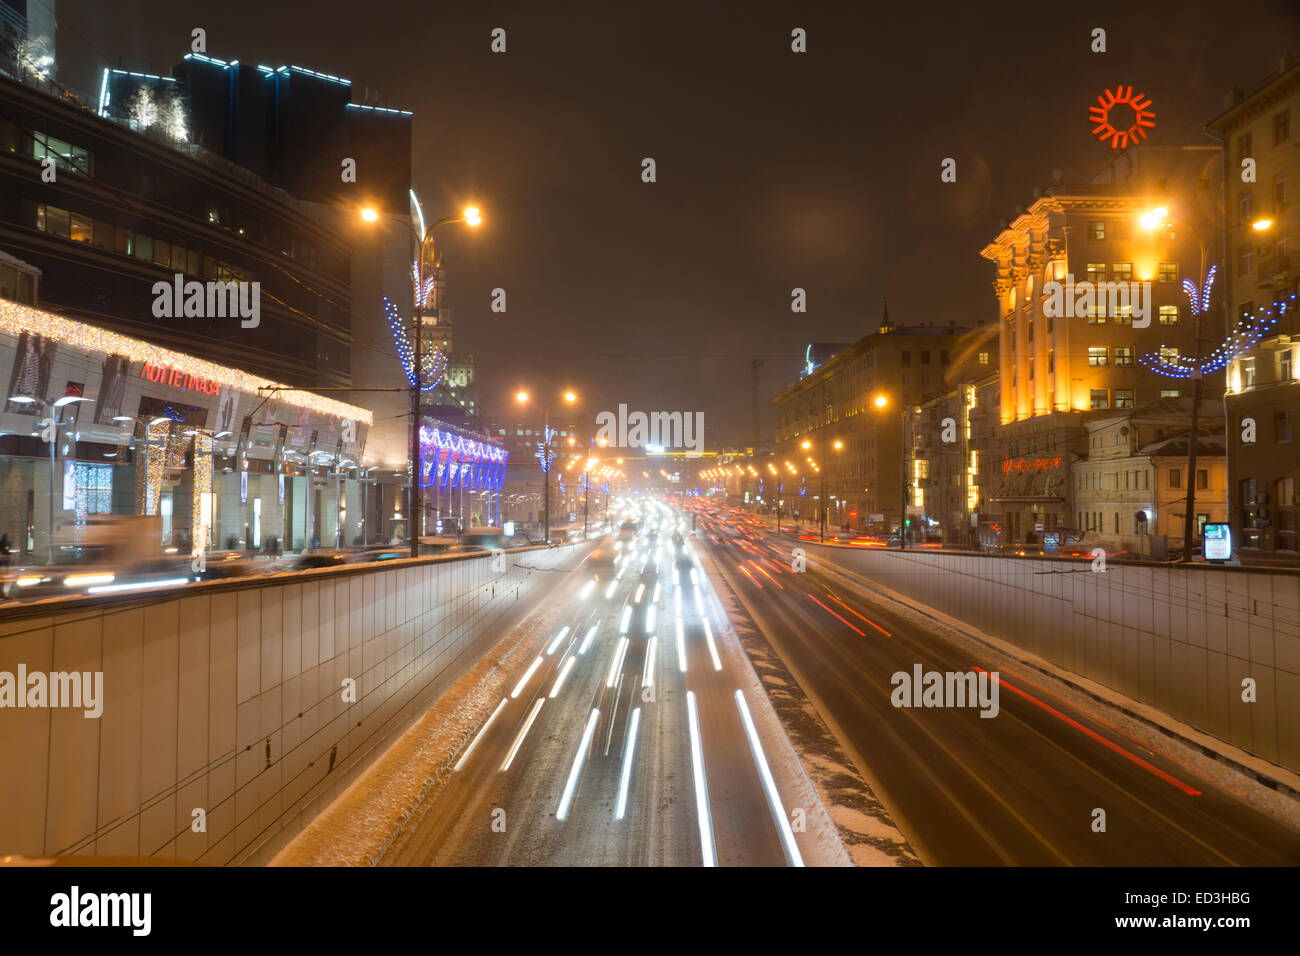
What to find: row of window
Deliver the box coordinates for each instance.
[1086,221,1172,242]
[35,202,250,282]
[899,350,950,366]
[33,131,93,176]
[1235,108,1291,164]
[1082,261,1179,283]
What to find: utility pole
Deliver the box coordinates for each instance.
[899,407,910,550]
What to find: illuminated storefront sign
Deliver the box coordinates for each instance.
[139,361,221,395]
[1001,456,1062,477]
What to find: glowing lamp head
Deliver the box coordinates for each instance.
[833,439,844,450]
[463,206,482,227]
[515,390,529,404]
[1252,218,1273,232]
[563,390,577,404]
[801,440,812,450]
[359,207,380,223]
[874,395,888,409]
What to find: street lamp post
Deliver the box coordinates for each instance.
[1138,207,1271,562]
[516,388,577,545]
[801,436,843,543]
[360,203,481,558]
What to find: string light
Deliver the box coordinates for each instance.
[0,301,372,424]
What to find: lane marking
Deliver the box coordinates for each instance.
[676,617,687,673]
[702,618,722,671]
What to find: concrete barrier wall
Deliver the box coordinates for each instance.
[802,544,1300,775]
[0,543,591,864]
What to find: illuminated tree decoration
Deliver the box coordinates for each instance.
[1089,86,1156,149]
[126,85,160,132]
[14,35,53,80]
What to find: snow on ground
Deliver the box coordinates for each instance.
[271,599,568,867]
[803,545,1300,836]
[694,540,920,867]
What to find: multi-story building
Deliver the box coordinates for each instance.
[980,146,1224,546]
[771,307,991,534]
[1072,397,1226,557]
[912,372,998,546]
[0,36,434,556]
[1210,56,1300,560]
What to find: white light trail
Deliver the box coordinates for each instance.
[615,707,641,820]
[735,690,804,866]
[604,579,618,599]
[686,691,716,867]
[652,581,661,603]
[579,578,596,600]
[579,625,598,655]
[606,636,629,688]
[557,708,601,821]
[641,635,658,687]
[511,656,544,698]
[634,583,645,603]
[546,626,571,655]
[500,698,545,772]
[644,603,657,634]
[549,655,577,698]
[703,618,722,671]
[676,618,687,673]
[619,604,632,634]
[454,698,507,771]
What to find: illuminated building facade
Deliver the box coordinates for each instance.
[979,146,1224,544]
[1211,57,1300,559]
[771,306,987,534]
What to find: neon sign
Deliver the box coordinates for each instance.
[1089,86,1155,149]
[1002,456,1062,477]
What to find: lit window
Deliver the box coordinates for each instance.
[1086,262,1106,283]
[1157,262,1178,282]
[1088,347,1108,366]
[1089,221,1105,240]
[1114,389,1134,409]
[1158,305,1179,325]
[1160,389,1180,399]
[1090,389,1109,409]
[978,352,989,366]
[1114,346,1134,366]
[1111,263,1132,281]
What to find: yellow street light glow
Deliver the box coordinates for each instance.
[833,439,844,450]
[801,440,812,450]
[463,206,482,226]
[515,389,529,404]
[1139,206,1169,231]
[360,206,380,223]
[1252,218,1273,231]
[564,390,577,403]
[874,395,888,408]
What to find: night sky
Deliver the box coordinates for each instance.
[57,0,1300,447]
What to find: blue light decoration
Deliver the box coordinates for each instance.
[418,424,508,491]
[535,424,556,473]
[1140,267,1285,379]
[382,258,447,391]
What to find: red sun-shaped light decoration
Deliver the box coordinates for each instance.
[1089,86,1156,149]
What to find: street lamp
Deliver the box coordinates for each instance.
[360,202,483,557]
[516,388,577,544]
[1138,207,1272,562]
[801,437,844,543]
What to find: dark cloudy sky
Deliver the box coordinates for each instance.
[56,0,1300,446]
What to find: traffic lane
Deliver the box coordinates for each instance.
[788,553,1300,866]
[713,535,1300,865]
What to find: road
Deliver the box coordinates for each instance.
[389,509,805,866]
[694,506,1300,865]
